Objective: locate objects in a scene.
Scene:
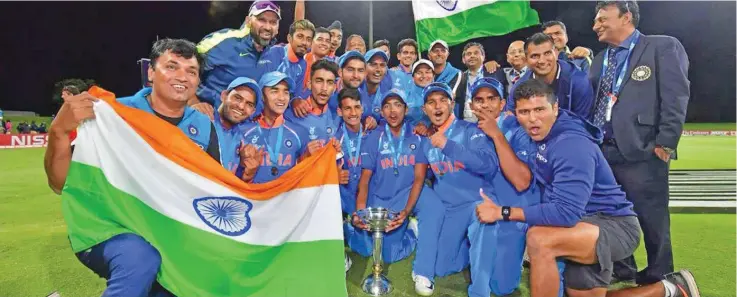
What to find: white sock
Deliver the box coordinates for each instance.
[662,279,677,297]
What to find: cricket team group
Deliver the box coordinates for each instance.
[45,0,701,297]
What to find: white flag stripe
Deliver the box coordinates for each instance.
[72,101,343,246]
[411,0,496,20]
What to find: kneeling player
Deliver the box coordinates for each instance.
[417,82,501,297]
[349,89,444,296]
[476,79,700,297]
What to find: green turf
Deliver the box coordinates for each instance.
[1,149,734,297]
[671,136,736,170]
[683,123,736,131]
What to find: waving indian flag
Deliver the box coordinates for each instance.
[61,87,347,297]
[412,0,540,51]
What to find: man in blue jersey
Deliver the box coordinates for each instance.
[334,88,367,215]
[284,60,342,147]
[362,48,390,121]
[427,40,462,100]
[191,77,261,173]
[195,0,283,108]
[350,89,444,296]
[274,19,315,101]
[475,79,700,297]
[238,72,332,183]
[44,38,214,297]
[405,59,434,132]
[417,82,502,297]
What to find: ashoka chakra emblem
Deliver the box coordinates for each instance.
[436,0,458,11]
[193,196,253,236]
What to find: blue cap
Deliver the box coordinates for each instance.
[364,48,389,64]
[470,77,505,100]
[258,71,295,91]
[224,77,263,120]
[381,88,407,106]
[339,50,365,68]
[422,82,453,102]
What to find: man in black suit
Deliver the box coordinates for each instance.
[456,42,496,122]
[589,0,690,286]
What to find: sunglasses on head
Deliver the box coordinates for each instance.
[251,1,280,13]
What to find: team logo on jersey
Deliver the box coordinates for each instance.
[188,125,198,136]
[436,0,458,11]
[251,135,259,144]
[632,65,651,81]
[285,139,293,148]
[349,139,355,148]
[380,141,391,154]
[539,144,546,151]
[309,126,317,140]
[327,127,333,135]
[193,196,253,236]
[373,107,380,115]
[410,143,416,150]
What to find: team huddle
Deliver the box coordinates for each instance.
[45,0,702,297]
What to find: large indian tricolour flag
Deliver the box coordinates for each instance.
[61,87,347,296]
[412,0,540,51]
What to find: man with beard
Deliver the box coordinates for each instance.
[275,19,314,101]
[417,82,501,296]
[196,0,283,108]
[44,39,215,297]
[505,33,594,120]
[427,40,462,107]
[350,89,444,296]
[284,60,342,147]
[192,77,262,173]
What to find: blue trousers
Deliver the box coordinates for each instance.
[348,186,444,279]
[75,233,173,297]
[468,216,528,297]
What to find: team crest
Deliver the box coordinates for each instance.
[188,125,198,136]
[410,143,416,150]
[373,107,380,115]
[285,139,293,148]
[251,135,259,144]
[327,127,333,135]
[380,141,391,154]
[539,144,546,151]
[436,0,458,11]
[631,65,651,81]
[193,196,253,236]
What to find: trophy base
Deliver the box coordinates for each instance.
[361,274,393,296]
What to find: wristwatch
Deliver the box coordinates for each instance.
[660,146,675,155]
[501,206,511,222]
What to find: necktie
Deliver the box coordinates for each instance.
[592,47,619,127]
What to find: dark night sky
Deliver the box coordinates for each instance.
[0,1,734,122]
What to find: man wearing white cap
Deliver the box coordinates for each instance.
[195,0,283,109]
[427,39,462,110]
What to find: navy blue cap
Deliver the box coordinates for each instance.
[422,82,453,102]
[381,88,407,106]
[258,71,295,91]
[339,50,365,68]
[225,77,263,120]
[470,77,505,100]
[364,48,389,64]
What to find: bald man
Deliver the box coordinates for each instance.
[486,40,528,101]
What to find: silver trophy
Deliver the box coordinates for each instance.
[357,207,398,296]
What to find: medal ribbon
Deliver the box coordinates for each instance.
[340,122,363,166]
[256,124,284,168]
[382,123,406,173]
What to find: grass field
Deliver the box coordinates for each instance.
[0,134,734,296]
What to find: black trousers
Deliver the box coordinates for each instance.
[601,142,674,285]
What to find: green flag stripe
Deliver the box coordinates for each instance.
[62,162,347,297]
[415,1,540,51]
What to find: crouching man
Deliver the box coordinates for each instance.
[476,79,700,297]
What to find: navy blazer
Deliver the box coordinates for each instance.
[589,34,690,162]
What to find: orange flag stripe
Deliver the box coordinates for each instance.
[87,86,339,200]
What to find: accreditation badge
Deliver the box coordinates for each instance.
[605,93,618,122]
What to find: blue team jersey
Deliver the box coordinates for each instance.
[335,122,371,205]
[239,117,307,183]
[358,83,387,121]
[361,123,426,201]
[274,45,308,100]
[419,116,500,208]
[213,110,243,173]
[489,114,541,208]
[284,103,340,146]
[404,83,429,126]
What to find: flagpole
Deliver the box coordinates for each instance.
[368,1,374,46]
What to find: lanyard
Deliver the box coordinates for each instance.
[256,124,284,167]
[370,85,382,116]
[602,32,640,96]
[438,118,457,163]
[381,123,406,172]
[340,122,363,166]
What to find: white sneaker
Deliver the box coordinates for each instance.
[345,253,352,273]
[408,217,419,238]
[412,272,434,296]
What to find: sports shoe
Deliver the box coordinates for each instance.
[412,272,434,296]
[345,253,352,274]
[408,217,419,238]
[664,269,700,297]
